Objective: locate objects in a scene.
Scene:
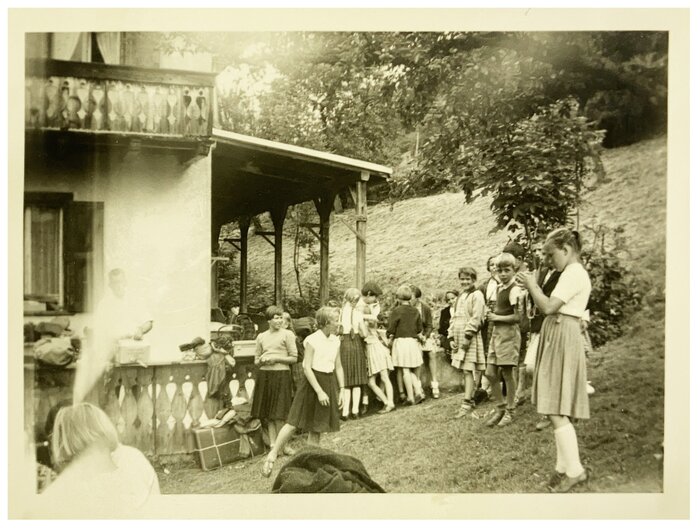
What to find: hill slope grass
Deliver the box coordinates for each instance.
[157,136,666,493]
[244,135,666,303]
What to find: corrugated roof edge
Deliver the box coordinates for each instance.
[212,128,392,178]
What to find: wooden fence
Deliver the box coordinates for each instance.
[27,358,259,458]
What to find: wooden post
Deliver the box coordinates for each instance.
[270,205,288,307]
[314,191,335,306]
[238,216,250,312]
[355,172,369,289]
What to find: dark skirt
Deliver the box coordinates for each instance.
[250,369,293,421]
[340,333,368,387]
[286,370,340,433]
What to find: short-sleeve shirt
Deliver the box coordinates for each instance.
[255,328,298,371]
[304,329,340,373]
[550,262,592,318]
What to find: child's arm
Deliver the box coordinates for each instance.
[334,352,345,402]
[253,334,264,366]
[302,342,329,405]
[464,291,486,339]
[386,310,399,337]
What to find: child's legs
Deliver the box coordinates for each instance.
[484,364,503,405]
[269,423,297,459]
[427,351,439,384]
[307,431,321,445]
[367,374,388,405]
[474,370,483,391]
[411,370,424,397]
[463,370,475,400]
[379,370,394,405]
[351,386,361,414]
[396,369,406,398]
[402,368,415,401]
[501,365,516,409]
[341,388,351,417]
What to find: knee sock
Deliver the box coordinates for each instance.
[554,422,585,477]
[352,387,361,414]
[554,425,567,474]
[342,388,351,417]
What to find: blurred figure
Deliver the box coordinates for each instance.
[74,269,153,402]
[39,403,159,515]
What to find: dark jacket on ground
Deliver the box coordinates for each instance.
[271,447,386,493]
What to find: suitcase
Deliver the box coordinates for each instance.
[192,425,242,471]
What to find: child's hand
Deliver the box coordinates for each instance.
[317,390,330,406]
[516,271,535,290]
[486,312,497,322]
[580,319,589,333]
[337,391,344,409]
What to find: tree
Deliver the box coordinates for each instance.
[456,98,606,250]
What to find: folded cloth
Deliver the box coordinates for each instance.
[271,447,386,493]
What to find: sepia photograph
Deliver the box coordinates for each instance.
[6,6,691,520]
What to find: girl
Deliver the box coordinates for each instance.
[449,267,487,418]
[251,306,298,453]
[517,228,592,493]
[411,285,435,399]
[387,284,424,405]
[262,307,345,478]
[363,299,395,413]
[339,288,368,420]
[437,290,459,356]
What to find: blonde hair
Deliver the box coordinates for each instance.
[51,402,119,469]
[494,253,517,269]
[315,306,340,328]
[343,287,362,304]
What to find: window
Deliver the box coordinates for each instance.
[24,193,104,314]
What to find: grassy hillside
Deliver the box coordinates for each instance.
[243,135,666,306]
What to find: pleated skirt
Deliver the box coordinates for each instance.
[250,369,293,421]
[366,340,394,375]
[340,334,368,387]
[532,314,590,419]
[391,337,423,368]
[286,370,340,433]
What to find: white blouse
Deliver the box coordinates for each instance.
[550,262,592,318]
[303,329,340,373]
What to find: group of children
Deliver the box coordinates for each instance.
[251,227,593,492]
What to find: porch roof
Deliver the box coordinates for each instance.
[211,128,392,219]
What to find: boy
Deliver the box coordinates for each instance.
[483,253,523,427]
[503,242,532,405]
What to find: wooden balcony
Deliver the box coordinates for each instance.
[25,59,217,140]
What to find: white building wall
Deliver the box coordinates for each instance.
[25,148,212,363]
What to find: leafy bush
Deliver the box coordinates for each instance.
[582,224,644,347]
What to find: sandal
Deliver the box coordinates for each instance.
[262,455,276,478]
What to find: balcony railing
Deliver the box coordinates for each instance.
[25,59,216,139]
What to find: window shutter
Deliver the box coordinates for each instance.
[63,202,104,313]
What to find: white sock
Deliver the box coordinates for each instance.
[553,424,567,474]
[352,387,361,414]
[342,388,351,417]
[554,422,585,477]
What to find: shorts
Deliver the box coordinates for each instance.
[487,323,521,366]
